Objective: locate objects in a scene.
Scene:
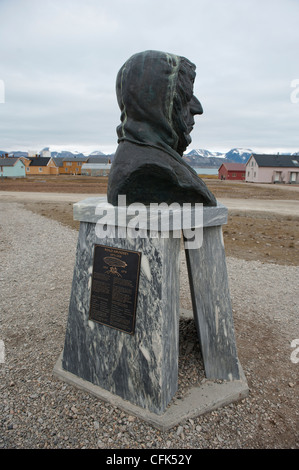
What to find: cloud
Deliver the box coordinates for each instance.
[0,0,299,153]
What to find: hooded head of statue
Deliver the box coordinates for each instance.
[107,50,217,206]
[116,50,202,158]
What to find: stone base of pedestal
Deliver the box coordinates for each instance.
[54,345,248,431]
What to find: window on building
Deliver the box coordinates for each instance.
[39,168,43,172]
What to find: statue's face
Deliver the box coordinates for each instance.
[171,58,204,156]
[175,89,203,156]
[185,95,203,135]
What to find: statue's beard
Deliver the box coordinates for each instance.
[173,110,193,156]
[172,93,195,156]
[176,131,192,156]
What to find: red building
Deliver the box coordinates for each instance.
[218,162,246,180]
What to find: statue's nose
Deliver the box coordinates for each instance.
[190,95,203,115]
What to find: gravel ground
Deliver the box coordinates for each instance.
[0,202,298,450]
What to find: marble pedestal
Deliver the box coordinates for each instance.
[59,202,182,415]
[54,197,247,420]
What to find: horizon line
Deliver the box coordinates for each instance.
[1,145,299,156]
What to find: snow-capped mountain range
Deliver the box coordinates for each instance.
[0,148,110,160]
[1,147,299,168]
[184,148,299,167]
[184,148,253,167]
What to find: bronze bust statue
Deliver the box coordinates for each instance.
[107,50,216,206]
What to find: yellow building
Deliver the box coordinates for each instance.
[25,157,59,175]
[60,157,89,175]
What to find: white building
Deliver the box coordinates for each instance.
[81,163,111,176]
[246,154,299,184]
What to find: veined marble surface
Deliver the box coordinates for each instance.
[184,225,240,381]
[62,222,181,414]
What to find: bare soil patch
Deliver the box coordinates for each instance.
[207,179,299,200]
[223,212,299,266]
[0,175,109,194]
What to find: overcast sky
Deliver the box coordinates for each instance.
[1,0,299,155]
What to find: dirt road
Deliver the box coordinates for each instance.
[219,198,299,216]
[1,190,299,217]
[0,191,95,204]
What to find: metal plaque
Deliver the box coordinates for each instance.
[89,244,142,335]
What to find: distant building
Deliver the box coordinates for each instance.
[218,162,246,181]
[25,157,59,175]
[51,157,64,172]
[19,156,32,167]
[60,157,89,175]
[246,154,299,184]
[0,157,26,178]
[81,163,111,176]
[13,153,114,176]
[87,155,110,164]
